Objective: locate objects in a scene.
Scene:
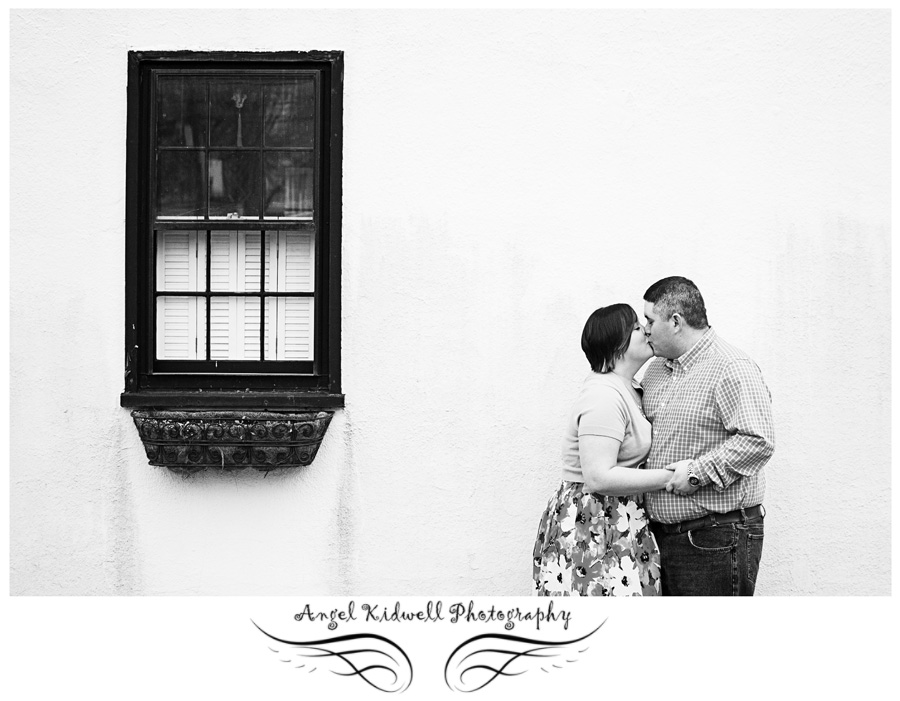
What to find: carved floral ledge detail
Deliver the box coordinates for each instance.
[131,410,334,474]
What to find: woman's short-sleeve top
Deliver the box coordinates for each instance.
[561,372,652,483]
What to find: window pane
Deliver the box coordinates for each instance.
[210,296,261,360]
[264,232,314,292]
[209,151,260,217]
[156,231,206,291]
[157,76,207,147]
[264,77,315,147]
[158,151,207,217]
[265,297,314,360]
[210,80,261,147]
[156,296,207,359]
[265,151,314,218]
[210,231,261,292]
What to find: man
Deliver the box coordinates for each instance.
[641,276,774,596]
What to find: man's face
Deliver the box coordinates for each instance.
[643,301,677,359]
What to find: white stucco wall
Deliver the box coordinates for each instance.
[10,9,890,595]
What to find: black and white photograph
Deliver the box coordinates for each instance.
[6,6,893,699]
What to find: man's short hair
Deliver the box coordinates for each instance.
[644,276,709,329]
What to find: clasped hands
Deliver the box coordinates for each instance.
[663,459,700,497]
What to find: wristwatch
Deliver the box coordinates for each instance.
[687,462,701,487]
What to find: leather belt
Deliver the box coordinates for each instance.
[654,504,765,534]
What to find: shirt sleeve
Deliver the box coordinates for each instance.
[694,359,776,490]
[577,384,627,442]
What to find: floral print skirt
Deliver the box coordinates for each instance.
[533,481,661,596]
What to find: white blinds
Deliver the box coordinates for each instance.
[265,296,314,360]
[155,230,314,361]
[265,231,314,292]
[265,232,314,360]
[210,232,261,360]
[156,232,207,360]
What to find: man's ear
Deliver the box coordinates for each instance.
[670,313,683,332]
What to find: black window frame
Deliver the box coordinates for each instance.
[121,51,343,410]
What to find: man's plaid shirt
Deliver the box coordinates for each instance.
[642,327,775,524]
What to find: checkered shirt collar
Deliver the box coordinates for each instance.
[665,326,716,373]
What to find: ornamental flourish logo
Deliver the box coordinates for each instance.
[443,624,605,693]
[253,600,603,694]
[254,625,414,693]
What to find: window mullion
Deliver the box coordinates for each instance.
[260,229,266,362]
[205,229,211,361]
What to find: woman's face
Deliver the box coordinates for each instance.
[625,321,654,364]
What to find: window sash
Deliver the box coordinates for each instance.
[154,229,315,365]
[152,70,320,224]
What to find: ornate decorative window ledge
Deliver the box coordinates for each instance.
[131,409,334,474]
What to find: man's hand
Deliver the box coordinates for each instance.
[664,460,701,496]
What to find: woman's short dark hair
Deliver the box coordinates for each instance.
[581,304,638,373]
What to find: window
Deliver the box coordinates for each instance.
[121,51,343,411]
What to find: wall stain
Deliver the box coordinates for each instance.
[332,410,358,595]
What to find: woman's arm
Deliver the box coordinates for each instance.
[580,435,673,495]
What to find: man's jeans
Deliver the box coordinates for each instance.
[650,515,764,596]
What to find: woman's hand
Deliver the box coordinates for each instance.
[664,460,700,496]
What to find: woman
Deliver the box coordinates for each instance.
[532,304,673,596]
